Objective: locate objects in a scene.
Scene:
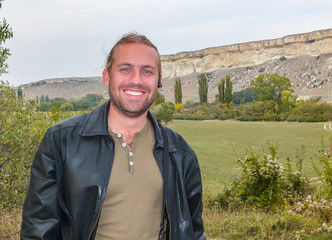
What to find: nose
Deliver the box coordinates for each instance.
[129,68,143,85]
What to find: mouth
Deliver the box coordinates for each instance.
[124,90,144,96]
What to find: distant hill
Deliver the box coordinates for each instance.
[21,28,332,103]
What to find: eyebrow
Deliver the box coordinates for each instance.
[116,62,156,70]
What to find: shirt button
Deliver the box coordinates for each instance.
[129,161,134,166]
[117,133,122,138]
[122,143,126,147]
[129,152,133,156]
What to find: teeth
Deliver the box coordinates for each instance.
[125,90,143,96]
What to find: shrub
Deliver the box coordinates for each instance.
[150,102,174,124]
[0,81,76,211]
[218,141,310,211]
[314,139,332,199]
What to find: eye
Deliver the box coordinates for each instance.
[120,68,131,73]
[143,69,153,75]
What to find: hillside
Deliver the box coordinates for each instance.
[21,29,332,103]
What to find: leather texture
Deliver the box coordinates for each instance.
[21,101,206,240]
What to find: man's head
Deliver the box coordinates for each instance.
[103,33,161,118]
[105,33,161,82]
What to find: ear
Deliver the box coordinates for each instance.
[102,69,110,87]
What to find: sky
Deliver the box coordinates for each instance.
[1,0,332,86]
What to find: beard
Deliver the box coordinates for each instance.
[108,83,156,118]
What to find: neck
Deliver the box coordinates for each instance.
[107,104,148,144]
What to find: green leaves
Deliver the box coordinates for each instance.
[174,78,182,104]
[250,74,294,104]
[0,81,76,210]
[0,1,13,75]
[198,73,208,104]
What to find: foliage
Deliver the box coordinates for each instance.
[38,93,104,111]
[198,73,208,104]
[174,78,182,104]
[174,103,183,113]
[0,81,75,211]
[238,100,280,121]
[17,86,22,99]
[314,138,332,199]
[150,102,174,124]
[153,91,165,106]
[288,101,331,122]
[183,100,198,108]
[232,88,258,105]
[224,75,233,104]
[0,82,43,209]
[218,141,310,211]
[250,74,294,104]
[218,78,225,103]
[0,0,13,76]
[217,75,232,104]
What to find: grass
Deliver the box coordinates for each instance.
[168,120,332,191]
[167,120,332,239]
[2,120,331,239]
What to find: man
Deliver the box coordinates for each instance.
[21,33,205,240]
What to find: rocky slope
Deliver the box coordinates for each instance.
[21,29,332,103]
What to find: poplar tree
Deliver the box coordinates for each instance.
[198,73,208,104]
[225,75,233,104]
[218,78,225,103]
[174,78,182,104]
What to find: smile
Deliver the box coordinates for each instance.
[124,90,144,96]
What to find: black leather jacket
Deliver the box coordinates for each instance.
[21,101,205,240]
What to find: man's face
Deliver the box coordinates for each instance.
[103,43,160,118]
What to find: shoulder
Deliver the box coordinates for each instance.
[162,126,196,157]
[48,113,88,133]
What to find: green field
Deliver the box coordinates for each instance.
[168,120,332,191]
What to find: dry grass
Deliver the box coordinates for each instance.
[0,210,21,240]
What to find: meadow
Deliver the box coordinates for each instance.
[168,120,332,239]
[1,120,332,239]
[168,120,331,188]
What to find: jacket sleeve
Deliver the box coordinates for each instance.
[21,129,62,240]
[183,146,206,240]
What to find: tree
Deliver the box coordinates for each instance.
[0,0,13,76]
[153,91,165,106]
[174,78,182,104]
[232,88,258,105]
[151,102,174,124]
[250,74,294,104]
[198,73,208,104]
[225,75,233,104]
[17,86,22,98]
[0,81,41,209]
[218,78,225,103]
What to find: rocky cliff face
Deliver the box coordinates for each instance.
[160,29,332,102]
[161,29,332,78]
[21,29,332,103]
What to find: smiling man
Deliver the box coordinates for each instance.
[21,33,205,240]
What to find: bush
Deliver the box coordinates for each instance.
[314,139,332,199]
[218,141,310,211]
[150,102,174,124]
[0,81,76,211]
[173,113,212,120]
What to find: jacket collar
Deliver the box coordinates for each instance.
[79,100,176,152]
[79,100,110,137]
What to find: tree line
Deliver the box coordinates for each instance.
[172,73,332,122]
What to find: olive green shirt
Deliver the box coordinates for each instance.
[95,120,163,240]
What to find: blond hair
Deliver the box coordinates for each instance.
[105,33,161,78]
